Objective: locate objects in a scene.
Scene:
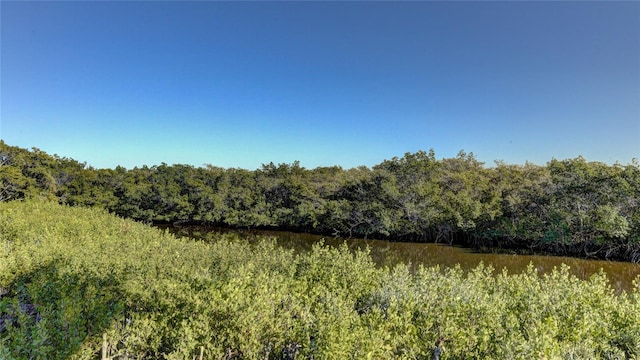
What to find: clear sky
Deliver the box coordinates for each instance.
[2,1,639,170]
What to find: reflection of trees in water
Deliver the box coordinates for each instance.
[163,225,640,293]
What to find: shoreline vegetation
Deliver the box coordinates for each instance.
[1,201,639,359]
[1,141,639,262]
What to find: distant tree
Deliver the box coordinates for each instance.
[2,141,639,261]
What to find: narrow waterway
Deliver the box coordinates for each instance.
[161,225,640,293]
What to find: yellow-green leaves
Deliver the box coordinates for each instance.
[1,200,639,359]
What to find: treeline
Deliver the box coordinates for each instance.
[2,201,639,359]
[1,141,639,261]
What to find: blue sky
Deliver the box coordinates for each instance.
[2,1,639,169]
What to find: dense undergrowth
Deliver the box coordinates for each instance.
[1,200,639,359]
[2,141,640,262]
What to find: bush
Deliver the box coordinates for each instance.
[1,200,639,359]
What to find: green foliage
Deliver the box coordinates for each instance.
[1,201,639,359]
[2,141,640,261]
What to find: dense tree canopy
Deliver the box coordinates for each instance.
[1,141,639,261]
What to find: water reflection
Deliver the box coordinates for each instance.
[161,225,640,293]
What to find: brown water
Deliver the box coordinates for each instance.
[162,225,640,293]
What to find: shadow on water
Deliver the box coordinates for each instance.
[159,225,640,293]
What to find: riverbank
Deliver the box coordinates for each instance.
[3,141,640,263]
[2,200,639,359]
[161,224,640,293]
